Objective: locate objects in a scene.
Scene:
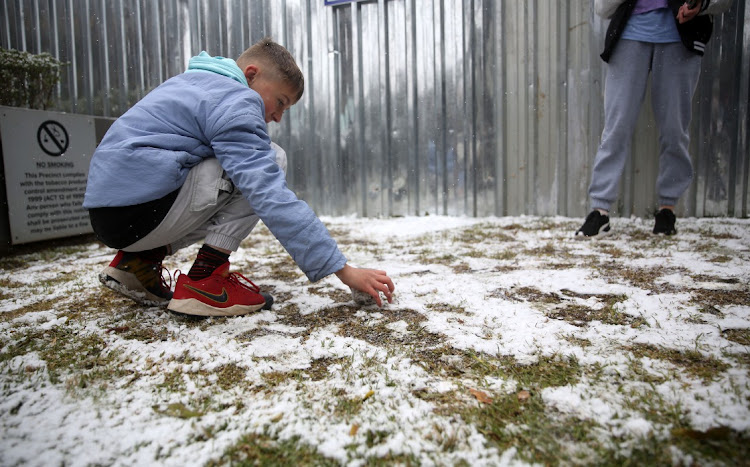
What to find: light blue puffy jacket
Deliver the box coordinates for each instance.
[83,56,346,282]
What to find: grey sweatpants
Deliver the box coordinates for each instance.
[122,143,287,254]
[589,40,702,212]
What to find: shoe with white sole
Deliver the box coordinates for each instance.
[167,262,267,317]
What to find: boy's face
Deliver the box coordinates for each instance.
[245,67,296,124]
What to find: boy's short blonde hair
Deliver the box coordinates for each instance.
[237,37,304,103]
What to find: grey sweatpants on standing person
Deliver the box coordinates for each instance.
[122,143,288,255]
[589,39,702,212]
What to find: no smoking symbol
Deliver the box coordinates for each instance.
[37,120,69,156]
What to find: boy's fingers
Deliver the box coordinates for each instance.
[371,291,383,307]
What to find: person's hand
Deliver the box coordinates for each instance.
[677,1,701,23]
[335,264,395,307]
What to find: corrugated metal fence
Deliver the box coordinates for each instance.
[2,0,748,218]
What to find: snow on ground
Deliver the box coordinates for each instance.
[1,215,749,466]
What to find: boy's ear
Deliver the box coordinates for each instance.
[243,65,259,85]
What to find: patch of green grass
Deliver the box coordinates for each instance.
[339,308,445,348]
[278,304,446,349]
[158,368,188,392]
[307,286,352,303]
[709,255,732,264]
[603,265,684,293]
[114,323,170,343]
[722,329,750,346]
[730,352,750,367]
[463,352,583,390]
[268,257,304,281]
[490,249,518,261]
[0,257,29,270]
[504,286,563,304]
[617,386,750,465]
[0,323,128,390]
[332,389,371,419]
[625,355,668,385]
[452,224,515,243]
[690,275,741,285]
[463,247,487,258]
[412,388,463,413]
[522,242,559,257]
[691,288,750,308]
[153,402,204,419]
[410,346,474,378]
[546,294,642,328]
[307,357,348,381]
[699,228,739,240]
[258,357,348,389]
[562,336,592,348]
[208,433,338,467]
[261,370,301,388]
[466,388,597,465]
[0,298,64,323]
[464,350,746,466]
[416,252,458,266]
[627,343,730,382]
[214,363,248,391]
[504,354,582,389]
[593,243,625,257]
[451,262,473,274]
[425,302,470,315]
[363,450,420,466]
[0,277,21,289]
[669,426,750,466]
[595,426,750,466]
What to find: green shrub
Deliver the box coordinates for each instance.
[0,48,65,110]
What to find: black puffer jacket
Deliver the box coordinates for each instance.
[600,0,715,62]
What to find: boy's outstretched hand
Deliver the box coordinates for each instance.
[335,264,395,307]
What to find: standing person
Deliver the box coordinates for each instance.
[84,37,395,316]
[576,0,734,238]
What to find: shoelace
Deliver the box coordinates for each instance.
[226,271,261,293]
[158,265,173,294]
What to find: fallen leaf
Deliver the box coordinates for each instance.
[469,388,493,404]
[362,390,375,401]
[517,390,531,402]
[350,424,359,436]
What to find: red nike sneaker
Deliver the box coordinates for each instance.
[167,262,266,317]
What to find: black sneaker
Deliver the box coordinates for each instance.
[575,210,611,239]
[99,250,173,307]
[653,208,677,235]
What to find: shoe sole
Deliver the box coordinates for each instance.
[99,267,170,308]
[574,225,611,240]
[167,297,266,317]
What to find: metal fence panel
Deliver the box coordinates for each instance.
[1,0,748,218]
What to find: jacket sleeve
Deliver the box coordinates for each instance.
[595,0,627,18]
[204,92,347,282]
[701,0,736,15]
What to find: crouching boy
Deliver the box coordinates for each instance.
[83,37,394,316]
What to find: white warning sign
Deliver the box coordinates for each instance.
[1,106,96,244]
